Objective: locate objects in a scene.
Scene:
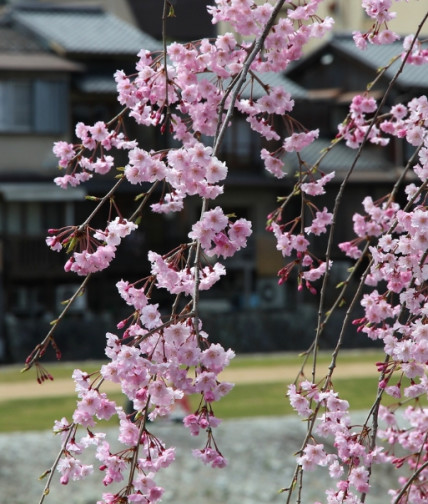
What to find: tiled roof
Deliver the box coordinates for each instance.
[252,72,308,99]
[286,138,399,182]
[0,26,43,52]
[0,22,82,71]
[10,5,162,56]
[332,36,428,89]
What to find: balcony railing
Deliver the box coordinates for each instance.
[4,236,68,279]
[3,235,151,280]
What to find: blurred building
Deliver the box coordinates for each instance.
[0,2,163,361]
[0,1,426,362]
[127,0,215,42]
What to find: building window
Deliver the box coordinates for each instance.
[4,201,67,236]
[0,78,68,133]
[220,115,262,172]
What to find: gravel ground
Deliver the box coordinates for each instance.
[1,415,398,504]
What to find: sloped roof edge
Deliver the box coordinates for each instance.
[9,4,162,56]
[286,34,428,90]
[0,52,82,71]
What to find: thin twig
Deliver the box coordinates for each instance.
[38,424,77,504]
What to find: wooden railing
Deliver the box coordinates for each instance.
[3,235,150,280]
[4,236,68,279]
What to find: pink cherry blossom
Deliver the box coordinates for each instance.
[283,129,319,152]
[35,3,428,504]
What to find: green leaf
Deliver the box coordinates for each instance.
[66,236,77,253]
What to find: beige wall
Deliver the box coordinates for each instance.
[37,0,136,26]
[33,1,428,38]
[0,136,62,175]
[389,2,428,36]
[35,1,428,42]
[315,0,428,36]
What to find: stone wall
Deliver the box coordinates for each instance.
[1,415,398,504]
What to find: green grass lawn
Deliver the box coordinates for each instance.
[0,350,400,433]
[197,376,381,420]
[0,349,385,383]
[0,378,381,433]
[225,349,385,369]
[0,393,124,433]
[0,360,104,383]
[0,379,387,433]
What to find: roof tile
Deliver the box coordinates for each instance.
[331,36,428,90]
[11,6,162,56]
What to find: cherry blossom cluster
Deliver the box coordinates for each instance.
[51,1,334,185]
[266,168,335,291]
[329,92,428,504]
[47,219,239,502]
[336,94,428,262]
[209,0,333,72]
[189,206,252,258]
[270,218,333,289]
[148,250,227,296]
[402,34,428,65]
[255,7,428,503]
[52,315,235,503]
[339,85,428,154]
[112,1,333,152]
[260,128,320,178]
[53,124,137,189]
[124,143,230,213]
[49,0,336,288]
[337,94,389,149]
[338,196,400,260]
[33,2,428,504]
[345,197,428,503]
[352,0,402,48]
[49,0,334,286]
[288,380,390,504]
[46,217,138,276]
[378,405,428,504]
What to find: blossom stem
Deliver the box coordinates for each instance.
[38,424,77,504]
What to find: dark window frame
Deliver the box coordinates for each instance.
[0,77,68,134]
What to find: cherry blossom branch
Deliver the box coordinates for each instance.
[392,459,428,504]
[309,17,428,380]
[124,418,148,496]
[28,3,428,504]
[191,0,288,341]
[38,424,77,504]
[284,24,428,499]
[161,0,171,128]
[78,177,125,231]
[128,180,160,222]
[22,275,91,371]
[212,0,287,156]
[191,199,207,342]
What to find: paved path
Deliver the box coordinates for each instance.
[0,362,378,402]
